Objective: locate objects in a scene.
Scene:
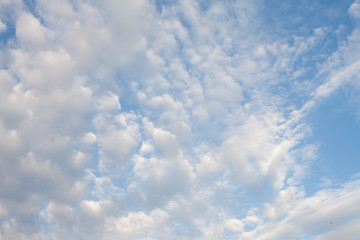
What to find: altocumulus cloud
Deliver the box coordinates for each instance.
[0,0,360,239]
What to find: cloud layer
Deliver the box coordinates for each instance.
[0,0,359,239]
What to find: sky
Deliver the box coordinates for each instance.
[0,0,360,239]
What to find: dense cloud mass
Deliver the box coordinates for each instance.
[0,0,360,239]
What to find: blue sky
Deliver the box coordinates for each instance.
[0,0,360,239]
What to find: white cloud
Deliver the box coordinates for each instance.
[82,132,97,144]
[104,209,169,240]
[97,122,140,172]
[0,20,6,33]
[349,0,360,19]
[16,12,48,50]
[314,60,360,99]
[95,91,121,111]
[237,179,360,240]
[224,218,244,232]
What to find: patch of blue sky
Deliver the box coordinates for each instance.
[116,84,140,115]
[22,0,47,27]
[310,90,360,181]
[170,220,202,238]
[151,0,176,14]
[299,89,360,197]
[0,20,15,47]
[261,0,355,36]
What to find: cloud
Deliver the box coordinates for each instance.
[0,0,360,239]
[103,209,169,240]
[349,0,360,19]
[16,12,48,50]
[0,20,6,33]
[237,179,360,240]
